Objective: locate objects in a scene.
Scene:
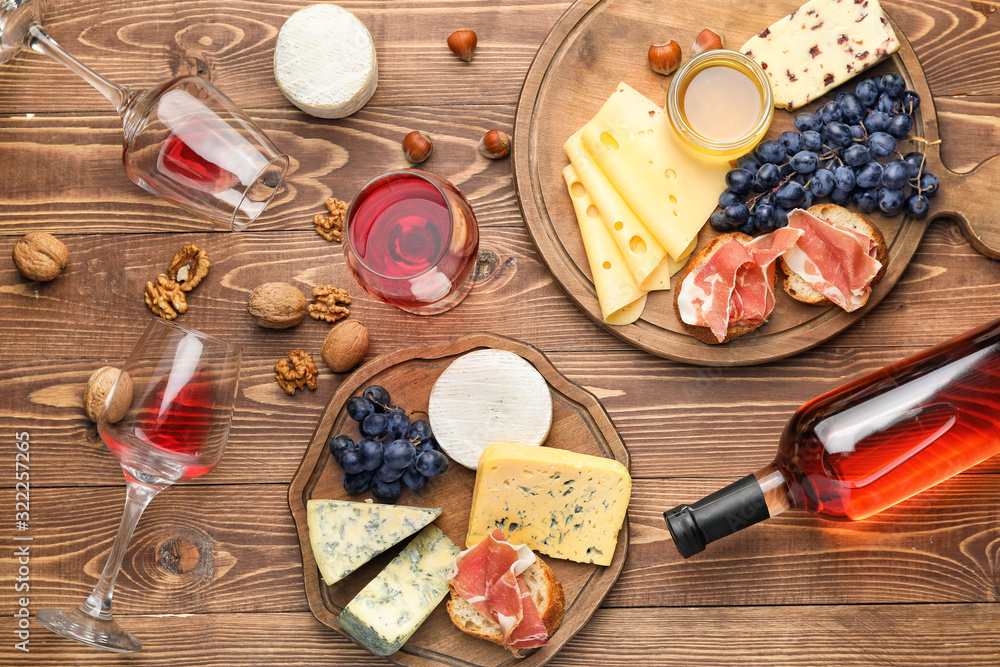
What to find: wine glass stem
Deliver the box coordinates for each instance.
[80,479,165,621]
[24,23,133,115]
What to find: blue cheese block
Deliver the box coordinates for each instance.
[307,499,441,586]
[339,525,460,656]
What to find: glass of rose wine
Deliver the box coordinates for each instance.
[344,169,480,315]
[0,0,287,231]
[36,318,242,653]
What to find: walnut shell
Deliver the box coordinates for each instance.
[321,320,370,373]
[247,282,308,329]
[13,232,68,282]
[84,366,133,424]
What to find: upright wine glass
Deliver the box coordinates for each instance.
[36,318,242,653]
[0,0,288,230]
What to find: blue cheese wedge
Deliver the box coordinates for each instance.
[740,0,901,110]
[307,499,441,586]
[339,525,460,656]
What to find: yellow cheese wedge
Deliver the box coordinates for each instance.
[467,443,631,566]
[564,130,673,291]
[580,82,729,260]
[562,165,647,325]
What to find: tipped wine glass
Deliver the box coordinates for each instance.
[36,318,242,653]
[0,0,288,230]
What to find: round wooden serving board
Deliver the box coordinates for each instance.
[288,333,630,667]
[513,0,1000,366]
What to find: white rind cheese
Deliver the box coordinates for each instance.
[429,349,553,469]
[274,4,378,118]
[307,499,441,586]
[339,525,460,656]
[741,0,900,110]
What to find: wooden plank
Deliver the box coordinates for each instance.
[2,604,998,665]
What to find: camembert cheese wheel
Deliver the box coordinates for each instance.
[274,4,378,119]
[428,349,552,469]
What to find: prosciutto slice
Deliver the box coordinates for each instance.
[731,227,804,325]
[448,529,549,652]
[783,209,882,312]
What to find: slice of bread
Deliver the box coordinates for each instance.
[673,232,761,345]
[447,556,565,655]
[779,204,887,307]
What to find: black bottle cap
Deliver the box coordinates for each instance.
[664,473,770,558]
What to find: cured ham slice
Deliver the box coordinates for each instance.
[783,208,882,312]
[732,227,804,326]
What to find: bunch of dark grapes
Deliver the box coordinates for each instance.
[712,72,940,235]
[329,385,449,504]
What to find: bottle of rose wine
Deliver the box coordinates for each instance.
[665,318,1000,558]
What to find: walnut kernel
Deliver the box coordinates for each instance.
[321,320,370,373]
[274,349,319,395]
[12,232,68,282]
[167,244,210,291]
[247,282,308,329]
[314,198,348,242]
[84,366,132,424]
[308,285,351,322]
[144,274,187,320]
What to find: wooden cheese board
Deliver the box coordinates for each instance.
[512,0,1000,366]
[288,333,630,667]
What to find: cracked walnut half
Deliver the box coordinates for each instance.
[308,285,351,322]
[274,349,318,395]
[144,274,188,320]
[314,198,348,242]
[167,244,210,291]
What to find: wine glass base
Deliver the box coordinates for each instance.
[0,0,47,65]
[36,607,142,653]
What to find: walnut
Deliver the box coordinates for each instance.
[144,274,188,320]
[308,285,351,322]
[321,320,370,373]
[314,198,348,242]
[274,349,318,395]
[12,232,68,282]
[247,282,308,329]
[167,244,210,291]
[84,366,132,424]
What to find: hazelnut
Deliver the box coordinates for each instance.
[648,41,682,75]
[247,282,308,329]
[84,366,132,424]
[691,29,724,57]
[402,131,433,164]
[321,320,370,373]
[12,232,68,282]
[478,129,510,160]
[447,29,477,62]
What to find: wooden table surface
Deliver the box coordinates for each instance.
[1,0,999,664]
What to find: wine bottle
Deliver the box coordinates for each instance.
[665,317,1000,558]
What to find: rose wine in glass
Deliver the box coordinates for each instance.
[344,170,479,314]
[36,318,241,652]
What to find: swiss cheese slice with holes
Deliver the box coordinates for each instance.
[564,130,673,291]
[580,82,729,260]
[428,349,552,469]
[562,164,647,324]
[274,4,378,119]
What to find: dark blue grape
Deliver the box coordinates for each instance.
[363,385,391,411]
[361,413,388,438]
[834,165,857,191]
[737,217,757,236]
[779,131,801,156]
[906,193,930,217]
[775,182,806,209]
[838,93,866,124]
[868,132,896,158]
[849,124,866,140]
[346,396,374,422]
[377,463,405,483]
[408,420,433,443]
[881,72,906,98]
[724,203,750,226]
[329,434,354,459]
[358,437,384,471]
[719,189,744,208]
[823,122,852,148]
[887,114,913,139]
[726,168,755,194]
[863,111,891,134]
[755,163,781,190]
[755,140,785,164]
[919,173,939,197]
[881,159,910,189]
[902,151,925,178]
[792,172,810,186]
[416,437,439,452]
[774,207,790,228]
[819,101,842,123]
[415,450,449,477]
[878,187,906,215]
[371,477,402,503]
[384,439,416,469]
[779,163,795,178]
[830,187,853,206]
[343,470,373,495]
[339,449,364,475]
[755,204,775,232]
[709,209,730,232]
[842,144,871,168]
[737,153,761,172]
[901,90,921,114]
[402,464,428,492]
[876,92,898,114]
[853,188,878,214]
[856,161,884,189]
[794,112,824,133]
[790,150,819,174]
[386,411,410,439]
[799,130,823,152]
[810,169,835,197]
[855,79,879,107]
[801,190,814,210]
[872,75,886,92]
